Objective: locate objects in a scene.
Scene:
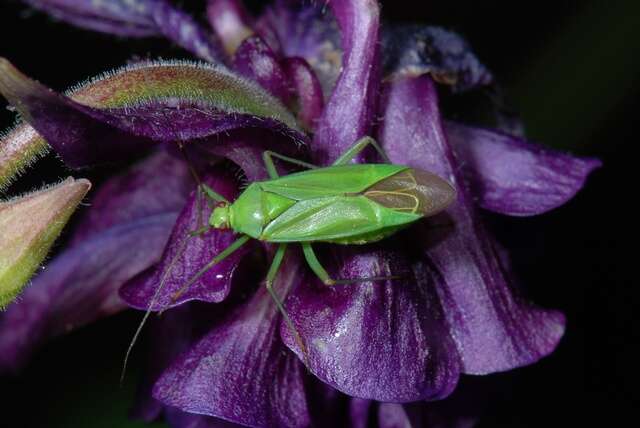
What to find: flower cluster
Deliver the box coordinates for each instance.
[0,1,599,427]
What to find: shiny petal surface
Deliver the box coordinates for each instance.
[445,121,602,216]
[383,26,493,91]
[120,169,251,310]
[282,244,460,402]
[154,256,310,428]
[379,76,566,374]
[312,0,381,162]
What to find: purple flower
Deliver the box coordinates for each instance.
[0,1,600,427]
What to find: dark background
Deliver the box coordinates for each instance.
[0,0,630,427]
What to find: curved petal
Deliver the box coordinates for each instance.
[71,150,192,244]
[234,36,291,102]
[257,0,342,97]
[281,244,460,402]
[23,0,223,61]
[22,0,159,37]
[312,0,381,162]
[120,169,252,310]
[0,59,305,168]
[165,407,243,428]
[281,58,325,131]
[208,0,254,55]
[379,76,566,374]
[0,151,190,372]
[153,255,310,428]
[445,121,602,216]
[382,26,493,91]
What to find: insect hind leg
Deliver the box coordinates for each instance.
[302,243,401,285]
[265,244,310,365]
[332,136,391,166]
[263,150,318,179]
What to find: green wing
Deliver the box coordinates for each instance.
[260,195,421,243]
[259,164,408,200]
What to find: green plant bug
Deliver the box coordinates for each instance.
[122,136,455,378]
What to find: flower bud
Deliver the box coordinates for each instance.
[0,177,91,308]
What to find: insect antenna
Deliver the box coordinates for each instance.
[120,229,198,385]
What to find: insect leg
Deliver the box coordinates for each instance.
[263,150,318,179]
[332,136,391,165]
[265,244,310,364]
[302,242,402,285]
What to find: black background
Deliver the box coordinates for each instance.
[0,1,630,427]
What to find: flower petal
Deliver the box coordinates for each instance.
[120,169,252,310]
[0,177,90,308]
[445,121,602,216]
[207,0,254,55]
[234,36,291,102]
[22,0,159,37]
[379,76,566,374]
[0,59,304,168]
[23,0,223,61]
[166,407,244,428]
[382,26,493,91]
[281,58,325,131]
[312,0,381,162]
[257,0,342,97]
[281,243,461,402]
[0,151,190,372]
[153,255,310,428]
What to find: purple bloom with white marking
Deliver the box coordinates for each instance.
[0,1,600,427]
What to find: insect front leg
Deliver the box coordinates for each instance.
[332,136,391,165]
[262,150,318,179]
[265,244,309,364]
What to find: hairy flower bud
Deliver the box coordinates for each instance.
[0,177,90,308]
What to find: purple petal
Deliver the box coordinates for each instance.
[257,0,342,96]
[445,121,602,216]
[312,0,381,162]
[150,0,224,63]
[165,407,243,428]
[282,244,460,402]
[71,150,192,244]
[22,0,159,37]
[233,36,291,102]
[379,76,566,374]
[349,398,373,428]
[153,255,310,428]
[0,59,305,168]
[382,26,493,91]
[0,151,190,372]
[281,57,325,131]
[207,0,254,55]
[120,169,252,310]
[22,0,223,61]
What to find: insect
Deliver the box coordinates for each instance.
[122,136,455,378]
